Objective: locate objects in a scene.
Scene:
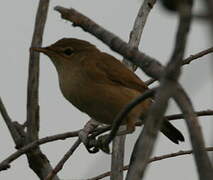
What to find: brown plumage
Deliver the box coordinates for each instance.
[32,38,184,144]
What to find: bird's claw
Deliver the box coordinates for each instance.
[79,129,111,154]
[85,136,100,153]
[97,135,111,154]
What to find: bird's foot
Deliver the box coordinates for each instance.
[96,134,111,154]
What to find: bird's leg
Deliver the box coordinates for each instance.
[79,119,99,153]
[95,119,136,154]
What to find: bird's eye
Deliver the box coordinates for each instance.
[63,48,74,56]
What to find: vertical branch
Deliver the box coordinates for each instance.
[26,1,60,179]
[111,130,126,180]
[27,0,47,142]
[111,1,156,179]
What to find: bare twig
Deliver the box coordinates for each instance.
[45,138,81,180]
[123,0,156,71]
[146,46,213,86]
[166,109,213,120]
[0,131,79,171]
[87,147,213,180]
[182,47,213,65]
[0,97,22,147]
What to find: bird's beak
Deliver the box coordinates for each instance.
[30,47,48,54]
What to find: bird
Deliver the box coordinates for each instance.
[31,38,184,144]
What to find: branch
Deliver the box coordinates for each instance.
[123,0,156,71]
[87,147,213,180]
[0,97,23,147]
[146,46,213,86]
[26,1,60,179]
[174,87,213,179]
[0,130,79,171]
[182,46,213,65]
[166,109,213,120]
[45,138,81,180]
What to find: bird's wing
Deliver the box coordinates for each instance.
[84,52,148,93]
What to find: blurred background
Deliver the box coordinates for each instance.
[0,0,212,179]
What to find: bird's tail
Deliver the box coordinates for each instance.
[161,120,184,144]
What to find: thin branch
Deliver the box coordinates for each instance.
[123,0,156,71]
[0,97,22,147]
[182,46,213,65]
[146,46,213,86]
[87,147,213,180]
[0,131,79,171]
[166,109,213,120]
[45,138,81,180]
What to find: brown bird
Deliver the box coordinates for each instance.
[32,38,184,144]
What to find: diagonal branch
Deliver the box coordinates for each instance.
[166,109,213,120]
[174,87,213,179]
[45,138,81,180]
[182,46,213,65]
[0,130,79,171]
[0,97,23,147]
[146,46,213,86]
[123,0,156,71]
[87,147,213,180]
